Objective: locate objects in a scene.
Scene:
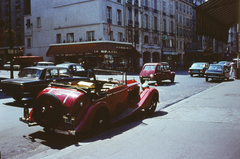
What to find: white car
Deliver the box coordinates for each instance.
[3,62,20,70]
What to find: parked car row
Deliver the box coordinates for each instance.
[188,61,231,82]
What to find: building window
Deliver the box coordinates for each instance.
[26,19,31,29]
[176,1,178,10]
[134,9,138,26]
[87,31,94,41]
[56,34,61,43]
[67,33,74,42]
[37,17,41,27]
[134,30,139,44]
[154,17,157,31]
[162,0,166,13]
[144,0,148,6]
[170,3,173,15]
[170,39,173,47]
[128,30,132,42]
[154,0,157,10]
[170,21,174,33]
[27,38,31,48]
[107,6,112,23]
[179,15,182,24]
[16,18,21,27]
[144,35,148,44]
[117,9,121,25]
[117,0,121,3]
[154,37,158,44]
[163,19,166,32]
[110,31,113,41]
[118,32,123,42]
[128,7,132,25]
[143,14,148,29]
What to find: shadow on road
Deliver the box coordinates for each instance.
[25,110,168,150]
[3,98,34,108]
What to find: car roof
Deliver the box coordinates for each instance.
[144,62,169,66]
[57,63,82,66]
[24,66,68,70]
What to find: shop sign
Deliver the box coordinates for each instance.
[163,51,178,55]
[116,46,131,49]
[107,23,111,35]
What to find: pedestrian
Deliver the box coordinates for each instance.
[230,61,236,78]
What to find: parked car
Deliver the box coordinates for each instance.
[3,61,20,70]
[1,66,88,101]
[56,63,93,78]
[188,62,209,77]
[218,61,231,67]
[205,64,230,81]
[35,61,55,66]
[139,62,175,85]
[19,69,159,135]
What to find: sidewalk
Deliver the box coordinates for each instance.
[28,79,240,159]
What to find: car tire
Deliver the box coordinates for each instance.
[140,79,145,84]
[144,94,158,115]
[32,93,62,128]
[92,108,110,133]
[157,80,162,85]
[170,77,175,83]
[190,73,193,77]
[205,77,209,82]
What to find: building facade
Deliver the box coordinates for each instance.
[0,0,26,65]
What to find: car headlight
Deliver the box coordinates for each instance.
[150,74,154,79]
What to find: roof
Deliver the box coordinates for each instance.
[195,0,240,42]
[46,41,140,57]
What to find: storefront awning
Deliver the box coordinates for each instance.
[195,0,240,42]
[46,41,140,57]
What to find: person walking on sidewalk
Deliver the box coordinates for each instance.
[230,61,236,78]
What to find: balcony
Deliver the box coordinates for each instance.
[127,0,132,4]
[134,0,138,6]
[135,21,139,26]
[118,21,122,26]
[144,6,148,10]
[128,19,133,25]
[162,12,166,16]
[144,28,149,32]
[107,18,112,24]
[153,9,158,13]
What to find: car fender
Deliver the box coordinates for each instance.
[139,87,159,109]
[75,101,110,132]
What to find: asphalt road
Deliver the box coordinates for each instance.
[0,72,220,159]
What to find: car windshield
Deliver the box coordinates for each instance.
[19,69,42,78]
[218,62,226,65]
[94,69,126,85]
[192,63,205,67]
[143,65,155,70]
[208,65,223,71]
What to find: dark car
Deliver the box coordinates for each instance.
[1,66,88,101]
[218,61,231,66]
[139,62,175,85]
[205,64,230,81]
[19,69,159,135]
[188,62,209,77]
[56,63,93,77]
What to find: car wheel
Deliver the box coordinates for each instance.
[190,73,193,77]
[205,77,208,82]
[170,77,175,83]
[92,108,110,133]
[144,94,158,115]
[157,80,162,85]
[140,79,145,84]
[32,93,62,128]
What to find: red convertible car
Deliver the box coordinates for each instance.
[20,69,159,135]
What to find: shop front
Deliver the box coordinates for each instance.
[46,41,140,72]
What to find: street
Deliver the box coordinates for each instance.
[0,71,224,159]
